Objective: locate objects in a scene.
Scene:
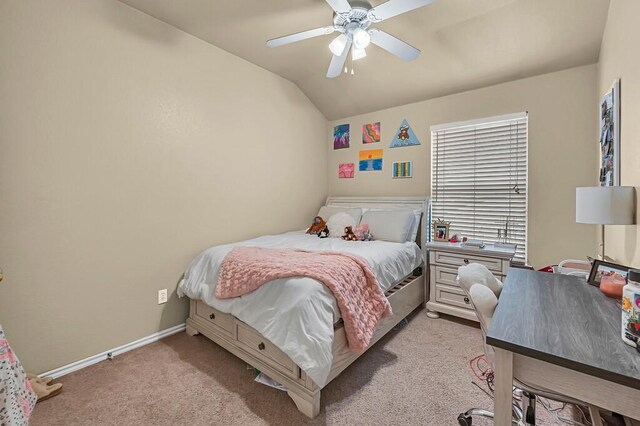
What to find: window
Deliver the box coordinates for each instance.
[431,113,528,262]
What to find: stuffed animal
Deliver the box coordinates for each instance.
[306,216,327,235]
[342,226,358,241]
[353,224,373,241]
[318,227,329,238]
[27,374,62,402]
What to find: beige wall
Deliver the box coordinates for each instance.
[598,0,640,267]
[328,65,599,268]
[0,0,327,373]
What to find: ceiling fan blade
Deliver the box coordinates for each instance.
[325,0,352,14]
[266,26,335,48]
[369,29,420,61]
[368,0,437,22]
[327,39,352,78]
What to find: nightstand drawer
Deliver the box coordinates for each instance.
[433,250,503,273]
[435,285,473,310]
[433,265,460,287]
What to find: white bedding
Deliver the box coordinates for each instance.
[177,231,422,387]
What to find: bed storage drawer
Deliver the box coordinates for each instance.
[236,322,298,379]
[432,251,503,273]
[435,285,473,310]
[194,301,236,338]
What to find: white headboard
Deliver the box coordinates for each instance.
[324,196,430,260]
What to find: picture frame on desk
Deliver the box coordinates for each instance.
[587,259,630,287]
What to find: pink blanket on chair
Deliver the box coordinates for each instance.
[215,247,392,353]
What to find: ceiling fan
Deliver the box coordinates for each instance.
[266,0,436,78]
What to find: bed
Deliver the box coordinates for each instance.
[178,196,428,418]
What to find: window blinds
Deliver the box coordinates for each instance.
[431,113,528,262]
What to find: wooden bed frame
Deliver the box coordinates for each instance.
[185,196,429,418]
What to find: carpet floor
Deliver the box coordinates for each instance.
[31,312,579,425]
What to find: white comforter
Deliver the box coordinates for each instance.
[177,231,422,387]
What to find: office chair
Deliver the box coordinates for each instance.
[456,263,603,426]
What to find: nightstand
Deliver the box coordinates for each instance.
[425,241,516,321]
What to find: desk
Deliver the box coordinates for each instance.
[487,268,640,425]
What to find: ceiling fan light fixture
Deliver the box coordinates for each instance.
[352,28,371,49]
[329,34,349,56]
[352,47,367,61]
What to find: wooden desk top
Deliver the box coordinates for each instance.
[487,268,640,390]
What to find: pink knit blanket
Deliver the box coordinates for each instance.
[216,247,392,353]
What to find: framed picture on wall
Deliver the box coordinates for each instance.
[599,79,621,186]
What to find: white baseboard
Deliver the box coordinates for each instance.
[40,323,186,379]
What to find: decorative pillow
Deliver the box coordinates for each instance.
[326,212,356,238]
[318,206,362,224]
[360,209,415,243]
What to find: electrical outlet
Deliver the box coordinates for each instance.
[158,289,168,304]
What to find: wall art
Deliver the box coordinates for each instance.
[390,119,420,148]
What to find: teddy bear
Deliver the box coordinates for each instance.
[342,226,358,241]
[353,224,373,241]
[306,216,328,237]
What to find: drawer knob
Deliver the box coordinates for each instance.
[463,259,469,264]
[258,342,265,351]
[209,313,215,320]
[464,297,470,304]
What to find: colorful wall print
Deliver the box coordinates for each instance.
[338,163,355,178]
[390,119,420,148]
[362,122,381,144]
[392,161,413,179]
[359,149,383,171]
[599,80,620,186]
[333,124,350,150]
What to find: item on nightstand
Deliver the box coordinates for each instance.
[306,216,327,235]
[342,226,357,241]
[622,269,640,347]
[432,219,450,242]
[462,240,485,249]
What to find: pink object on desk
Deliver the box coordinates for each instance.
[600,274,626,299]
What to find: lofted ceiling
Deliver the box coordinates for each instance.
[118,0,610,120]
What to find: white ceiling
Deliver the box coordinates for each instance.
[118,0,610,119]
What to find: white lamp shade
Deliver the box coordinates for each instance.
[576,186,635,225]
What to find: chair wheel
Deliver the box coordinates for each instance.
[457,414,472,426]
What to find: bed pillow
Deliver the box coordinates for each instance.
[361,209,415,243]
[326,212,357,238]
[318,206,362,224]
[406,209,423,242]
